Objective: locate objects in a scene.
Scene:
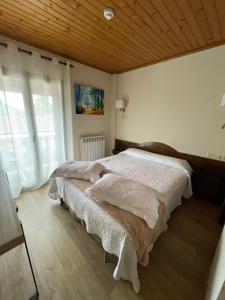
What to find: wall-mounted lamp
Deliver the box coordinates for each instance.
[116,99,126,112]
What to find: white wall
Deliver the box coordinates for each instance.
[113,45,225,157]
[70,64,111,159]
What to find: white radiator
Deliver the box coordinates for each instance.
[80,135,105,161]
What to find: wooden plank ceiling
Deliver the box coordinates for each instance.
[0,0,225,74]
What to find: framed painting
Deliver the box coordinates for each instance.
[75,84,104,115]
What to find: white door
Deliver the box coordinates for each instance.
[0,70,65,198]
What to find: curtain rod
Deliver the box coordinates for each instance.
[0,42,74,68]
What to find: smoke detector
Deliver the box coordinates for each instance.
[104,8,114,20]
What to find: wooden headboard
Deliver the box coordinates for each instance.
[113,139,225,204]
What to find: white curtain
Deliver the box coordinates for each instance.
[0,43,73,198]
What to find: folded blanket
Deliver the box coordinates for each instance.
[85,173,166,229]
[50,160,105,183]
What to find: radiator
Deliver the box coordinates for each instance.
[80,135,105,161]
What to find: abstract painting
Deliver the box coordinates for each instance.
[75,84,104,115]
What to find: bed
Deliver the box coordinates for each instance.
[49,143,193,292]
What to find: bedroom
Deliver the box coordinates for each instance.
[0,1,225,299]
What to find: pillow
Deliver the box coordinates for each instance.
[85,173,164,229]
[122,148,192,177]
[50,160,105,183]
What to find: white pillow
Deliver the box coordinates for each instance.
[85,173,163,229]
[122,148,192,177]
[50,161,105,183]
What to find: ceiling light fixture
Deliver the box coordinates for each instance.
[104,8,114,20]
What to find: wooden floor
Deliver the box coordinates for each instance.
[0,185,222,300]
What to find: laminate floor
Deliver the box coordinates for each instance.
[0,185,222,300]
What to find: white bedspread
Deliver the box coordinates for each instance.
[51,177,143,292]
[49,149,193,292]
